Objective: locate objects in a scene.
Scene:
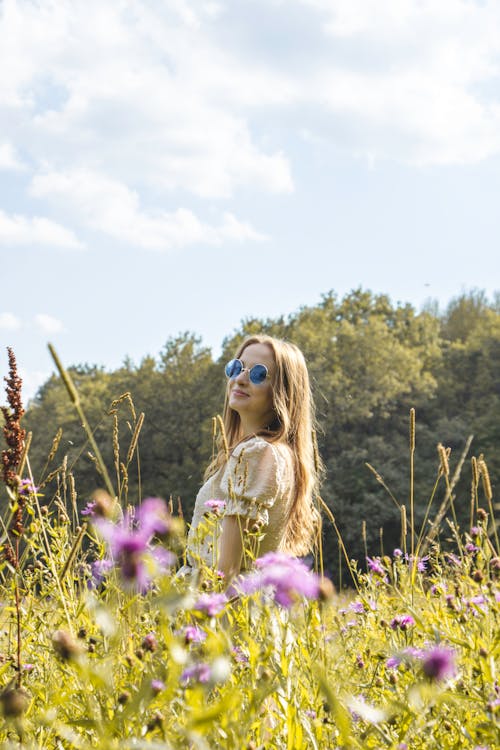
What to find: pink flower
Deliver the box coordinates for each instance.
[390,614,415,631]
[181,662,211,684]
[421,646,456,681]
[204,498,226,513]
[194,592,228,616]
[238,552,320,608]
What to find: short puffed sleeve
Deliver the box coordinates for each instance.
[220,438,286,525]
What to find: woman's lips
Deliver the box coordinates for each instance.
[231,389,249,398]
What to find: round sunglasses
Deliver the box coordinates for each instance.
[225,358,269,385]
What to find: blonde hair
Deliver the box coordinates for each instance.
[208,335,322,556]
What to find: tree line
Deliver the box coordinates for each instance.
[5,288,499,581]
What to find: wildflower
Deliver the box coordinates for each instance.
[238,552,320,608]
[421,646,456,682]
[142,633,158,652]
[393,548,403,558]
[194,592,228,616]
[390,614,415,631]
[386,647,423,669]
[465,542,479,554]
[1,347,26,489]
[183,625,206,644]
[304,709,317,719]
[81,502,97,517]
[18,478,38,496]
[349,600,364,614]
[181,662,211,685]
[204,498,226,513]
[366,556,386,576]
[90,558,114,587]
[470,526,481,538]
[151,679,165,695]
[136,497,172,537]
[231,645,249,664]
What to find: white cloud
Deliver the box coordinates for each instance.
[19,368,51,404]
[0,210,83,249]
[31,168,266,249]
[0,312,22,330]
[0,142,25,171]
[34,313,65,335]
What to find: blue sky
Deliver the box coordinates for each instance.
[1,0,499,403]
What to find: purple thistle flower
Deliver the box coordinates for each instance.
[465,542,479,554]
[366,557,386,576]
[390,614,415,631]
[204,498,226,513]
[18,478,38,496]
[151,679,165,694]
[470,526,481,538]
[349,600,364,614]
[181,662,211,685]
[421,646,456,681]
[90,558,114,586]
[231,645,249,664]
[386,647,423,669]
[183,625,207,644]
[393,548,403,558]
[81,501,97,517]
[135,497,172,537]
[194,592,228,616]
[238,552,320,608]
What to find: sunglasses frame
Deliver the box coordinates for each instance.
[225,358,270,385]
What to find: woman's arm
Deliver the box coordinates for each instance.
[217,515,247,585]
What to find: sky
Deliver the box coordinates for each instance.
[1,0,500,404]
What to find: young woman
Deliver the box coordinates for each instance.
[185,335,322,583]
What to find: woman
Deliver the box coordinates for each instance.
[185,335,322,584]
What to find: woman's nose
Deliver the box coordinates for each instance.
[235,367,249,383]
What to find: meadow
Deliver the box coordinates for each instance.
[1,347,499,749]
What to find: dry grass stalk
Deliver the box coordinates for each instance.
[126,412,144,465]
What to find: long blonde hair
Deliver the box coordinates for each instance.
[208,335,322,556]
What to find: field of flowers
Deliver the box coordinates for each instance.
[1,349,499,749]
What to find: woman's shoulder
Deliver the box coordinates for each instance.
[231,436,293,466]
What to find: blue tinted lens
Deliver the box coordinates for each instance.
[249,364,268,384]
[225,359,242,379]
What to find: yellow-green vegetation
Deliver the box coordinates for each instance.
[1,345,499,749]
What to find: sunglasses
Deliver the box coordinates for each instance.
[225,358,269,385]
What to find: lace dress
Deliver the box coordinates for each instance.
[186,436,295,569]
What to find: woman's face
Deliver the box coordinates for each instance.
[227,342,275,429]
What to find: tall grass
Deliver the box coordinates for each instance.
[0,348,499,749]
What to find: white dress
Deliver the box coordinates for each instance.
[186,436,295,569]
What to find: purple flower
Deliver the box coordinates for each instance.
[135,497,172,537]
[90,558,114,586]
[18,478,38,496]
[181,662,211,684]
[465,542,479,554]
[81,501,97,517]
[386,647,423,669]
[470,526,481,538]
[204,498,226,513]
[231,646,249,664]
[390,614,415,631]
[238,552,320,608]
[151,679,165,694]
[304,709,317,719]
[194,592,228,616]
[393,548,403,558]
[183,625,206,644]
[349,601,364,614]
[421,646,456,681]
[366,557,386,576]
